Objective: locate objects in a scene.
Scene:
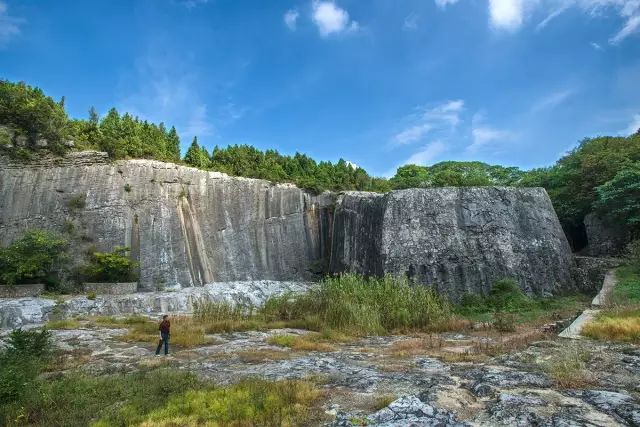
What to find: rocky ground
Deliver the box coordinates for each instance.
[3,322,639,426]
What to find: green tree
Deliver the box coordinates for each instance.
[184,137,211,169]
[594,162,640,228]
[0,230,68,285]
[82,247,138,282]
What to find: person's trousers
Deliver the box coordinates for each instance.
[156,332,169,355]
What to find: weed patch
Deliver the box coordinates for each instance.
[582,308,640,343]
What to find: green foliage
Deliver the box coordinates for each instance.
[0,329,51,405]
[625,240,640,273]
[123,183,132,193]
[389,161,524,190]
[0,230,68,285]
[184,136,211,169]
[0,80,70,153]
[594,162,640,228]
[612,265,640,305]
[139,379,320,427]
[0,368,204,427]
[522,134,640,229]
[81,246,138,282]
[264,274,453,335]
[487,278,531,311]
[191,144,389,193]
[66,193,86,210]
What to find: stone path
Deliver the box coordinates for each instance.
[559,269,617,339]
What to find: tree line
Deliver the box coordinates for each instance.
[1,79,639,243]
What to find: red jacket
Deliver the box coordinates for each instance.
[159,319,170,334]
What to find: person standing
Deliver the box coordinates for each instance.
[155,314,170,356]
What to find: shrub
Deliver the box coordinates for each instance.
[0,229,68,285]
[66,194,86,210]
[87,291,97,300]
[124,183,132,192]
[264,274,453,336]
[492,312,517,332]
[81,246,138,282]
[487,278,531,311]
[625,240,640,272]
[0,329,51,405]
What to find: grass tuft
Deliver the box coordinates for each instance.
[582,308,640,343]
[45,319,81,330]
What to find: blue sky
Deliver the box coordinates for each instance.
[1,0,639,176]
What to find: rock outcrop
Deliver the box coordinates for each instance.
[0,152,334,290]
[583,213,631,257]
[1,152,576,299]
[330,188,575,300]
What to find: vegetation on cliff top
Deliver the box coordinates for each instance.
[2,79,639,244]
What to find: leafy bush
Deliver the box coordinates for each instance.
[0,229,68,285]
[81,246,138,282]
[487,278,531,311]
[0,329,51,405]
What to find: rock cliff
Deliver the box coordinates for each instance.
[0,152,334,290]
[330,188,575,300]
[1,152,576,298]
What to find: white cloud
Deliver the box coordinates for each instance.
[623,113,640,135]
[403,141,447,165]
[610,13,640,43]
[118,51,215,148]
[0,1,23,46]
[345,160,359,169]
[177,0,209,9]
[531,88,575,113]
[489,0,526,31]
[526,0,640,44]
[311,1,359,37]
[468,126,513,152]
[467,112,514,153]
[284,9,299,31]
[435,0,460,8]
[590,41,603,50]
[403,13,419,30]
[391,100,464,146]
[535,3,571,31]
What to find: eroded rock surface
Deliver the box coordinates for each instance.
[330,188,575,299]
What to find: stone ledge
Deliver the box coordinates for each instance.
[0,284,46,298]
[83,282,138,295]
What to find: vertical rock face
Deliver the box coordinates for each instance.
[582,213,631,257]
[0,152,334,290]
[330,188,575,300]
[1,152,577,298]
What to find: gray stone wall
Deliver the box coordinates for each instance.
[0,284,45,298]
[330,188,576,300]
[83,282,138,295]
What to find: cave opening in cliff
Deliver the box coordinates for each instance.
[565,222,588,253]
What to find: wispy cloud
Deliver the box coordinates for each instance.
[531,88,575,113]
[391,100,464,146]
[118,50,216,146]
[590,41,603,50]
[176,0,209,9]
[311,1,359,37]
[610,13,640,44]
[284,9,299,31]
[536,3,571,31]
[434,0,460,9]
[404,140,446,165]
[0,1,23,46]
[466,112,514,153]
[623,113,640,135]
[403,13,419,30]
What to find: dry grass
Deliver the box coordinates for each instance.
[370,394,397,411]
[44,319,82,330]
[582,308,640,343]
[390,338,428,357]
[541,343,595,388]
[267,333,336,352]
